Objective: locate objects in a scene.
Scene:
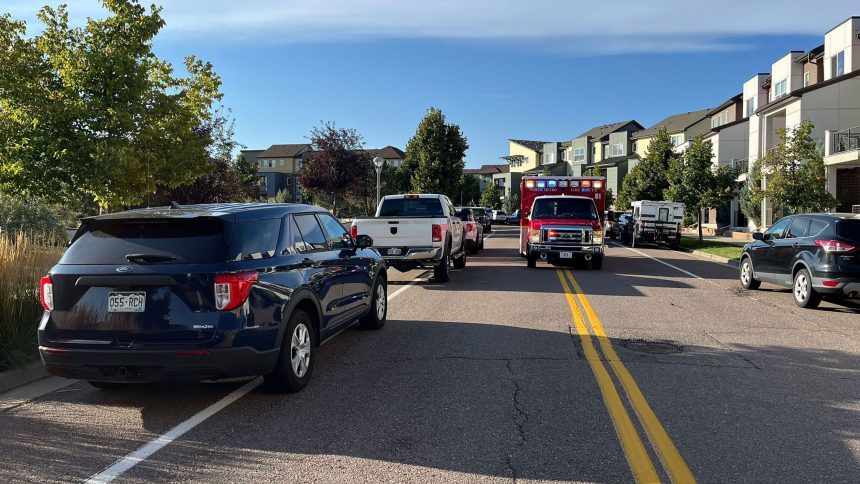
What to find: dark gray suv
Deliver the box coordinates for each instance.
[739,213,860,308]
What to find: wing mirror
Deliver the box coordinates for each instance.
[752,232,763,240]
[355,234,373,249]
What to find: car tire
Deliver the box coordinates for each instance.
[434,249,450,282]
[739,257,760,290]
[631,227,638,248]
[478,236,484,250]
[527,255,537,268]
[265,309,315,393]
[590,254,603,270]
[359,276,387,330]
[793,268,821,309]
[453,247,467,268]
[468,243,478,255]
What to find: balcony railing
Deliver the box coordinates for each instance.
[832,126,860,154]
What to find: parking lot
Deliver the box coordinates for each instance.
[2,226,859,483]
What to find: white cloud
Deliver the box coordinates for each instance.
[6,0,858,53]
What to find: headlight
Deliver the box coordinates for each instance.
[529,229,541,243]
[592,230,603,244]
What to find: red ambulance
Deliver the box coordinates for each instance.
[519,176,607,269]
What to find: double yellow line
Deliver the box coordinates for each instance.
[556,268,695,484]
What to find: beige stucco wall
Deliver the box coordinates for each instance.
[824,17,860,80]
[258,156,302,174]
[634,136,653,159]
[508,142,539,173]
[770,52,805,101]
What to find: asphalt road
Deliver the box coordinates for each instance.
[1,226,858,483]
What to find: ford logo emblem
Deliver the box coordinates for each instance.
[116,266,133,273]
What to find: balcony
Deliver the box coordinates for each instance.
[831,126,860,155]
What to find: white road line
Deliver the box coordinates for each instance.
[610,243,727,289]
[85,377,262,483]
[388,271,430,301]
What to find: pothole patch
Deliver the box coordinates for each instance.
[620,339,684,355]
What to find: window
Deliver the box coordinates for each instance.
[658,207,669,222]
[671,134,684,147]
[807,218,829,238]
[293,214,328,250]
[379,198,444,217]
[832,50,845,77]
[773,79,787,99]
[573,147,585,162]
[711,110,727,128]
[286,178,292,186]
[591,146,596,156]
[541,153,555,164]
[745,97,756,117]
[531,198,597,220]
[258,176,267,190]
[229,219,280,260]
[561,150,568,161]
[803,71,811,87]
[289,218,310,253]
[612,143,623,156]
[280,159,285,167]
[764,216,791,240]
[787,216,810,238]
[317,214,352,249]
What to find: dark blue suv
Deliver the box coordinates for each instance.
[739,213,860,308]
[38,203,387,392]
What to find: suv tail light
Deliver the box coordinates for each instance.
[39,276,54,311]
[432,224,443,242]
[214,272,258,311]
[350,225,358,239]
[815,239,856,253]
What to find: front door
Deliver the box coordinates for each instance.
[292,214,345,331]
[751,216,791,276]
[317,213,373,322]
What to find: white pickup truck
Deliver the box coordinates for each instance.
[350,194,467,282]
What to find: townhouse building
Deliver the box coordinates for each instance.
[464,164,508,192]
[506,139,548,173]
[633,109,712,158]
[702,94,750,229]
[750,16,860,224]
[570,120,644,197]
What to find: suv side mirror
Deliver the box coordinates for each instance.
[355,234,373,249]
[752,232,763,240]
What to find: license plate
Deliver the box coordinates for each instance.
[560,252,573,259]
[387,248,402,256]
[108,292,146,313]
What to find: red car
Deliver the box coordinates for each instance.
[456,208,484,254]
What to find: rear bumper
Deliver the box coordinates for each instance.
[810,275,860,297]
[380,246,443,262]
[39,345,280,382]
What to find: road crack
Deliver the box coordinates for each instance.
[504,358,528,483]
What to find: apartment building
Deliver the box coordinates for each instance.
[567,120,644,196]
[634,109,712,158]
[750,16,860,224]
[702,94,750,228]
[464,164,508,192]
[505,139,548,173]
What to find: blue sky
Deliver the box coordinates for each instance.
[7,1,858,167]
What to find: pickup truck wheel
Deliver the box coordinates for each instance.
[359,277,387,330]
[453,249,467,268]
[478,236,484,250]
[265,309,315,393]
[589,254,603,270]
[433,251,450,282]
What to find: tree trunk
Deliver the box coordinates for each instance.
[698,208,703,242]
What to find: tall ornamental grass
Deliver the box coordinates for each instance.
[0,233,65,371]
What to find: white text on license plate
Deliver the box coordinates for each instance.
[560,252,573,259]
[108,292,146,313]
[387,248,402,255]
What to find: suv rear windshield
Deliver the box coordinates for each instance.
[379,198,444,217]
[60,217,280,265]
[836,219,860,241]
[532,198,598,220]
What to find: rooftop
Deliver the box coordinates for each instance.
[634,109,713,138]
[575,120,643,140]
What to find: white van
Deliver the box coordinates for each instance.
[621,201,685,247]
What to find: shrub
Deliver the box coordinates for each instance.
[0,233,65,371]
[0,193,72,243]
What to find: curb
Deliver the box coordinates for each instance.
[0,361,48,394]
[678,247,739,267]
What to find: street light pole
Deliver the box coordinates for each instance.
[372,156,385,208]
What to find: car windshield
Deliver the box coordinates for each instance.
[471,208,486,217]
[379,198,444,217]
[531,198,597,220]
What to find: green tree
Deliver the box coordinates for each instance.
[759,121,837,216]
[405,107,468,197]
[605,188,615,211]
[617,127,677,209]
[0,1,225,210]
[583,163,603,177]
[665,136,739,241]
[739,160,763,227]
[503,192,519,213]
[458,174,481,206]
[480,184,502,210]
